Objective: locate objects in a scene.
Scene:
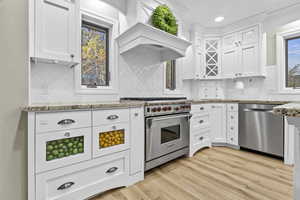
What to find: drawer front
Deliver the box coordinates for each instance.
[93,123,130,158]
[191,104,210,114]
[191,113,210,131]
[191,128,211,146]
[93,109,129,126]
[36,128,92,173]
[36,151,129,200]
[227,104,238,112]
[36,111,91,133]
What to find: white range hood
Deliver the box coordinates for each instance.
[116,23,192,62]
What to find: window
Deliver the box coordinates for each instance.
[285,36,300,88]
[81,21,109,88]
[165,60,176,91]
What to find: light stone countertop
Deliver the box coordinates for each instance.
[22,101,145,112]
[192,99,290,105]
[273,103,300,117]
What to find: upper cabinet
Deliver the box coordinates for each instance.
[222,25,261,78]
[204,38,221,78]
[183,24,264,80]
[30,0,80,65]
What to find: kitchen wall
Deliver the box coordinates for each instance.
[31,0,191,104]
[194,4,300,101]
[0,0,28,199]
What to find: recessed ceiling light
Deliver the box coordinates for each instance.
[215,16,224,23]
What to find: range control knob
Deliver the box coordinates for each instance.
[157,107,161,112]
[151,108,157,112]
[168,107,172,111]
[162,107,168,111]
[175,107,179,111]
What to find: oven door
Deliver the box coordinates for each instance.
[145,114,190,162]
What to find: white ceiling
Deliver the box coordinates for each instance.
[170,0,300,27]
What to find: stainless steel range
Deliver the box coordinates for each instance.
[121,97,191,171]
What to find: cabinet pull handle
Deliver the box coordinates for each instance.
[107,115,119,120]
[106,167,118,174]
[57,119,75,125]
[57,182,75,190]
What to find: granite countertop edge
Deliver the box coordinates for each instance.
[22,99,296,113]
[22,101,145,112]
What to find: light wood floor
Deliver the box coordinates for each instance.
[91,147,293,200]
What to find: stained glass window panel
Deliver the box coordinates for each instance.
[81,21,109,87]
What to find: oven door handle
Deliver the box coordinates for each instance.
[150,114,192,122]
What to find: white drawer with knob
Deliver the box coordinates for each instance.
[190,128,211,157]
[36,128,92,173]
[227,104,238,112]
[36,150,129,200]
[93,109,129,126]
[191,113,210,130]
[191,104,211,114]
[93,123,130,158]
[36,111,91,134]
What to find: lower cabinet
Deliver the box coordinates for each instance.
[189,105,212,157]
[189,103,239,157]
[28,107,145,200]
[36,151,130,200]
[210,104,227,143]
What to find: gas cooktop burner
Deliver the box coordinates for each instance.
[121,97,187,101]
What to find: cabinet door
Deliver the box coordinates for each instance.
[222,33,237,51]
[129,108,144,175]
[36,0,78,62]
[239,25,259,46]
[222,48,239,77]
[210,104,227,143]
[240,43,259,76]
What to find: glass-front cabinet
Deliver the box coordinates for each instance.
[204,38,221,77]
[93,123,130,158]
[36,128,92,173]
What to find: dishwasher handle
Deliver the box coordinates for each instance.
[243,108,274,113]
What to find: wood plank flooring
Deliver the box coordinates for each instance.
[91,147,293,200]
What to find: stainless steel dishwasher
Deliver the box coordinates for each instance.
[239,104,284,157]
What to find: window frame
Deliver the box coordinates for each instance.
[74,9,119,95]
[277,28,300,94]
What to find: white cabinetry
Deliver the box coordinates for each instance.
[31,0,80,64]
[189,104,212,157]
[204,38,221,78]
[27,107,144,200]
[222,25,260,77]
[226,104,239,146]
[210,104,227,143]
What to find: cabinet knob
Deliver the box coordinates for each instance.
[230,127,234,130]
[112,125,117,130]
[200,107,204,110]
[231,116,234,119]
[199,120,204,124]
[64,132,70,137]
[134,113,139,117]
[199,136,204,141]
[231,138,234,141]
[70,54,75,58]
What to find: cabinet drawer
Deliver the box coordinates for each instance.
[36,151,129,200]
[93,109,129,126]
[93,123,130,158]
[227,104,238,112]
[36,111,91,133]
[191,104,210,114]
[191,129,211,146]
[36,128,92,173]
[191,113,210,130]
